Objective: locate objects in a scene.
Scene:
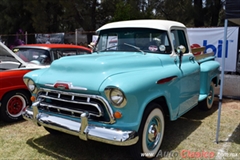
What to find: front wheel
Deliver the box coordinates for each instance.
[131,103,165,159]
[199,82,215,110]
[0,90,31,122]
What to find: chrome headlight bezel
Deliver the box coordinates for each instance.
[104,87,127,108]
[23,78,37,93]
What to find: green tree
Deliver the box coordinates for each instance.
[0,0,226,37]
[0,0,34,45]
[193,0,204,27]
[24,0,64,33]
[153,0,194,26]
[100,0,156,23]
[204,0,224,26]
[0,0,32,34]
[112,1,133,21]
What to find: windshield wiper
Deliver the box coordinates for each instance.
[97,45,119,53]
[123,43,145,55]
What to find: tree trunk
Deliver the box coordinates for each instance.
[194,0,204,27]
[210,0,221,26]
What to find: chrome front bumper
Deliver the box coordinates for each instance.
[22,101,139,146]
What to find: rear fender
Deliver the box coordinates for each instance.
[199,61,220,96]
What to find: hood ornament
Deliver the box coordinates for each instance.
[45,81,87,91]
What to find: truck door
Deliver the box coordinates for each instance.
[171,29,200,115]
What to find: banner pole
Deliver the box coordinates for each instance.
[216,19,228,143]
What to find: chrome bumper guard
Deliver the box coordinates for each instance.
[22,101,139,146]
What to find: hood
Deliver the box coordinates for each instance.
[0,42,28,66]
[0,42,47,69]
[37,52,162,91]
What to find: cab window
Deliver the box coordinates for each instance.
[171,29,189,53]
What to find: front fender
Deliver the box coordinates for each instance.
[23,68,49,97]
[99,67,181,131]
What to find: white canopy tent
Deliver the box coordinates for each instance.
[216,0,240,142]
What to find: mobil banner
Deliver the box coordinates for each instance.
[187,27,239,72]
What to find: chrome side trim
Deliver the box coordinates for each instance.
[22,106,139,146]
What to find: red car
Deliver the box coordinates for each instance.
[0,69,32,122]
[12,44,92,65]
[0,43,91,122]
[0,42,43,122]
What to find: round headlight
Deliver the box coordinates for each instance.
[110,88,124,105]
[28,79,36,92]
[105,87,127,108]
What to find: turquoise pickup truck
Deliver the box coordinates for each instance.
[22,20,220,159]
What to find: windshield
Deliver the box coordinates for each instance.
[13,48,51,65]
[94,28,172,54]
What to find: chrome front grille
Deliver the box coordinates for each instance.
[36,88,115,123]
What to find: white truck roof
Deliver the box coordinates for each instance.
[96,19,186,32]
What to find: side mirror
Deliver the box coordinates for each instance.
[176,45,185,69]
[177,45,186,54]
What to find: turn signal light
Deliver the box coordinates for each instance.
[114,111,122,119]
[30,96,36,102]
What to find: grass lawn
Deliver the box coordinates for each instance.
[0,98,239,160]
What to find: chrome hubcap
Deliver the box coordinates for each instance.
[207,85,214,107]
[146,117,161,150]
